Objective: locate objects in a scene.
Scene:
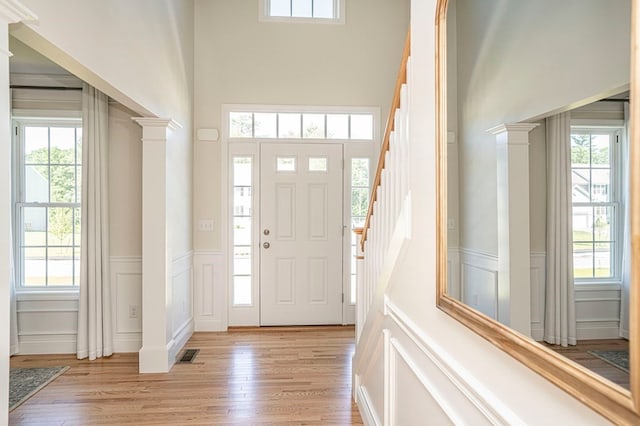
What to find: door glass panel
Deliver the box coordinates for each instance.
[277,156,297,172]
[309,157,328,172]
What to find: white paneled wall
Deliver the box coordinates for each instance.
[16,254,195,356]
[111,257,142,352]
[193,250,227,332]
[446,250,621,341]
[16,293,78,354]
[170,252,194,361]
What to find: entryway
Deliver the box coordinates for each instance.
[225,107,376,327]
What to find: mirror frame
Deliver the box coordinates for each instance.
[435,0,640,423]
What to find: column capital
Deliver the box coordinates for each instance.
[487,123,539,136]
[132,117,181,130]
[132,117,182,141]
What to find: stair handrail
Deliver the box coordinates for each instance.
[360,29,411,251]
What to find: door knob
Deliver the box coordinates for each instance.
[263,242,270,249]
[263,229,270,236]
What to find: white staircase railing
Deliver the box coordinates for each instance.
[354,31,411,341]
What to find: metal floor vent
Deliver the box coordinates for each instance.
[178,349,200,363]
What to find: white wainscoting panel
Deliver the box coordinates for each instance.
[575,283,621,340]
[16,293,79,354]
[356,335,385,426]
[194,250,227,331]
[111,256,142,352]
[530,252,546,341]
[170,251,195,363]
[460,249,499,320]
[383,298,523,425]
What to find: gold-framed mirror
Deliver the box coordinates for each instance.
[435,0,639,423]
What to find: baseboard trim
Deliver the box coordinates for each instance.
[17,334,76,355]
[113,333,142,353]
[171,318,194,364]
[195,319,226,332]
[357,385,381,426]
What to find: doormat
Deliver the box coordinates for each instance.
[178,348,200,363]
[9,366,69,412]
[588,350,629,373]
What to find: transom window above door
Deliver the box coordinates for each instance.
[229,111,374,141]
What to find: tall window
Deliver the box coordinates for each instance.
[350,158,370,303]
[14,120,82,289]
[232,156,254,305]
[261,0,344,22]
[570,127,621,280]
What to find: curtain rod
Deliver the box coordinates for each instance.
[10,85,82,91]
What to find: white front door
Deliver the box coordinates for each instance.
[260,143,343,325]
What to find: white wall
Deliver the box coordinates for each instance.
[192,0,410,251]
[453,0,630,255]
[13,0,195,258]
[8,0,198,352]
[353,0,613,423]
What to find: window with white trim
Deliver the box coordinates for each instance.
[260,0,344,23]
[350,158,369,303]
[570,127,622,281]
[232,156,254,305]
[13,120,82,290]
[230,111,373,140]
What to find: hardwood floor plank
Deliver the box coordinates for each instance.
[9,326,362,425]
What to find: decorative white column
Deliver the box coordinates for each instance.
[0,2,36,422]
[488,123,539,336]
[132,117,181,373]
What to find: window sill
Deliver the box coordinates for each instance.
[573,282,622,291]
[16,290,80,302]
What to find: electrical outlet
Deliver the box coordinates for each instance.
[129,304,139,318]
[198,219,214,232]
[447,218,455,230]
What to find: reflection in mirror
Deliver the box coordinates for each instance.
[439,0,638,422]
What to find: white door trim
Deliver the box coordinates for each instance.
[222,104,379,327]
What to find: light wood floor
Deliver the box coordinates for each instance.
[544,339,630,390]
[9,326,363,425]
